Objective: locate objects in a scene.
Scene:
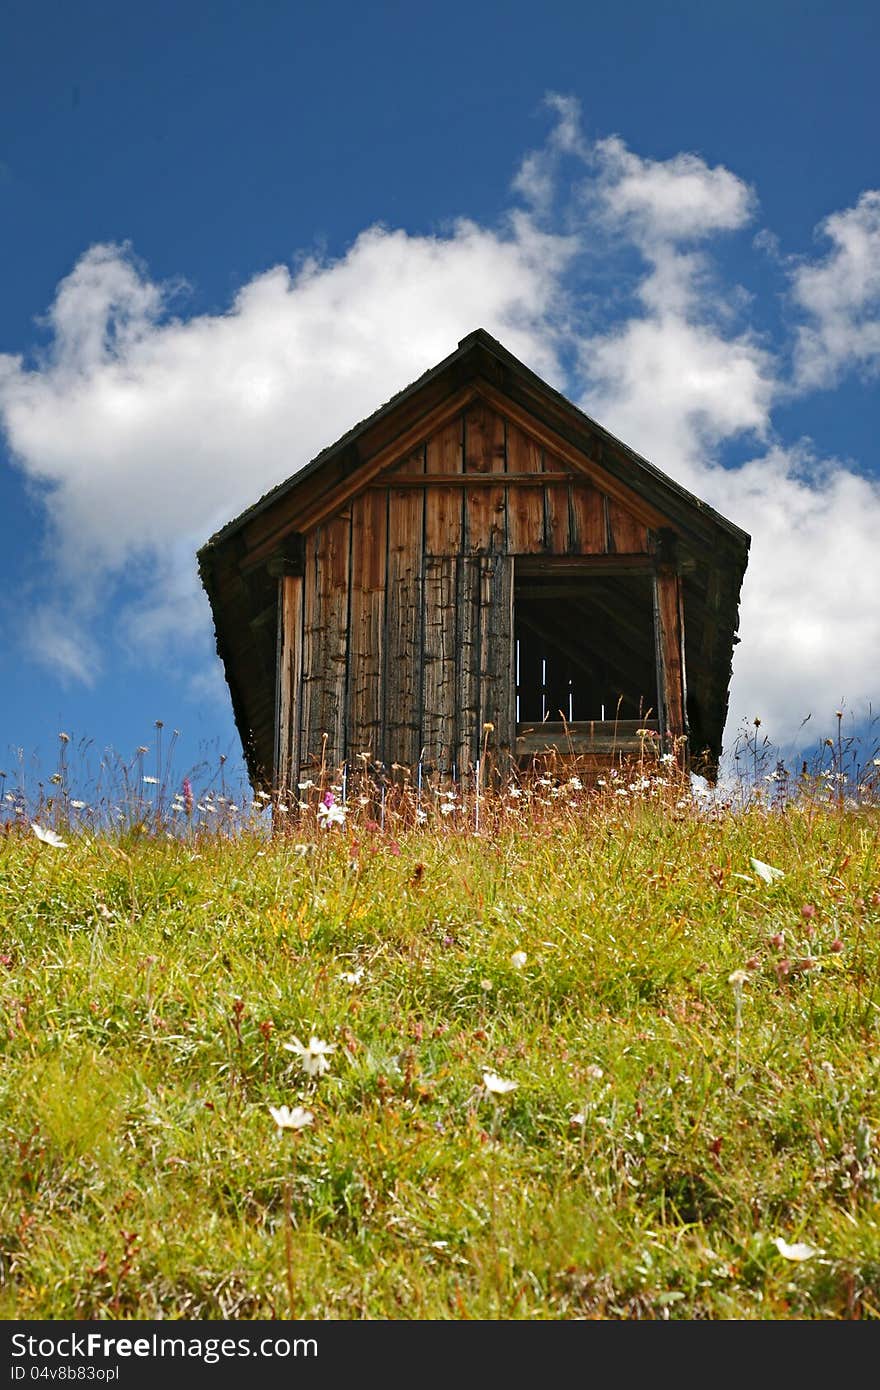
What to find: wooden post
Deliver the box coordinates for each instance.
[478,553,514,783]
[274,573,303,804]
[653,533,688,763]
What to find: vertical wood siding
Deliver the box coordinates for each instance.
[289,403,660,777]
[347,489,387,764]
[505,422,544,553]
[478,553,514,758]
[464,403,506,555]
[422,556,458,769]
[654,567,687,741]
[301,513,350,772]
[384,477,425,770]
[424,418,463,552]
[455,556,481,774]
[275,574,302,792]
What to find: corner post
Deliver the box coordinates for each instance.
[653,530,688,764]
[271,545,304,825]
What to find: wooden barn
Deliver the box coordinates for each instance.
[197,330,749,791]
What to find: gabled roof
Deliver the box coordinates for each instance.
[203,328,749,560]
[198,329,750,783]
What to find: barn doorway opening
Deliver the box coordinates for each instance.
[514,567,658,743]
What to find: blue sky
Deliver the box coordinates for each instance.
[2,0,879,797]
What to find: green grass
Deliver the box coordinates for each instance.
[2,777,879,1319]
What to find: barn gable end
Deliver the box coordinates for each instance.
[198,330,749,786]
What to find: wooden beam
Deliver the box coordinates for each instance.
[240,386,479,570]
[516,555,656,576]
[265,533,304,578]
[474,381,672,532]
[369,471,574,488]
[515,719,658,756]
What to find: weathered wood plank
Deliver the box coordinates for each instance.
[464,401,506,474]
[421,555,458,772]
[543,490,569,554]
[464,402,506,554]
[424,417,463,553]
[507,483,547,554]
[347,490,388,765]
[426,416,463,474]
[606,496,650,554]
[541,447,571,555]
[506,420,545,554]
[455,556,480,775]
[505,420,543,476]
[569,482,607,555]
[299,532,319,776]
[274,574,302,794]
[479,554,514,776]
[516,554,655,576]
[384,486,424,772]
[370,472,571,488]
[386,445,428,476]
[302,512,351,774]
[654,566,687,744]
[515,719,658,756]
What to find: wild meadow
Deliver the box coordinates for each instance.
[1,720,879,1320]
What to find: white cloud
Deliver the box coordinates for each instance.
[578,128,771,464]
[512,92,589,211]
[792,190,880,388]
[580,292,775,470]
[593,135,757,244]
[569,125,878,750]
[0,216,573,639]
[0,95,878,756]
[22,606,101,688]
[698,448,880,742]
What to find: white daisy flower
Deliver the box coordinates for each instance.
[268,1104,314,1132]
[31,823,67,848]
[773,1237,822,1262]
[482,1070,517,1096]
[283,1035,335,1077]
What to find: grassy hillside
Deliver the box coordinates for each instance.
[1,766,879,1319]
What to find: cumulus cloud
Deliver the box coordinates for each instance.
[592,135,757,244]
[698,448,880,740]
[571,129,879,744]
[0,94,878,753]
[792,190,880,388]
[512,92,589,211]
[579,273,775,470]
[0,216,573,641]
[578,126,772,466]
